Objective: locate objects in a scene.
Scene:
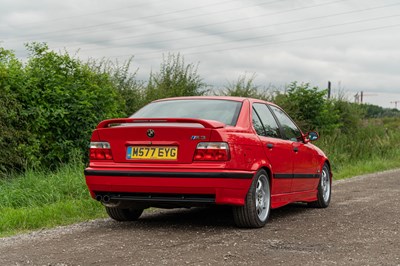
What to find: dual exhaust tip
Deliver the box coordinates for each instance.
[95,194,111,203]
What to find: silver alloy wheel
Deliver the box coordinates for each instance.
[321,166,331,203]
[255,174,270,222]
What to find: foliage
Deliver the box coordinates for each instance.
[0,48,29,174]
[145,53,208,103]
[218,73,271,100]
[0,159,106,237]
[21,43,125,168]
[273,82,340,133]
[359,103,400,118]
[89,57,145,116]
[316,119,400,178]
[331,100,364,133]
[0,43,125,171]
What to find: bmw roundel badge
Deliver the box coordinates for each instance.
[147,129,155,138]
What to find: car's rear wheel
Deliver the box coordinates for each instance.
[309,163,331,208]
[233,169,271,228]
[105,206,144,221]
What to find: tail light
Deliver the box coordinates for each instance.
[193,142,230,161]
[89,142,113,160]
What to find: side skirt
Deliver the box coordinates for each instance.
[271,189,318,209]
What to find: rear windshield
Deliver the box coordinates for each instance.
[131,99,242,126]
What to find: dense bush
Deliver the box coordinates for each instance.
[273,82,340,133]
[0,48,28,174]
[23,43,125,168]
[0,43,125,171]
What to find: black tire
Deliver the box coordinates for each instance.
[233,170,271,228]
[309,163,331,208]
[105,207,144,221]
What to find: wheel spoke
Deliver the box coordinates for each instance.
[254,174,270,222]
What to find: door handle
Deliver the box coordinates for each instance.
[267,143,274,149]
[293,147,299,152]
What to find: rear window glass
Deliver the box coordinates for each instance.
[131,99,242,126]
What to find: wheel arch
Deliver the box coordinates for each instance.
[323,159,333,180]
[258,166,273,190]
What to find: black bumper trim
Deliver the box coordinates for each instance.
[84,169,254,179]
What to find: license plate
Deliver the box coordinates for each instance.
[126,146,178,160]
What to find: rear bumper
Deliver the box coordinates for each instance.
[84,168,255,206]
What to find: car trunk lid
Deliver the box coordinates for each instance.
[94,118,225,164]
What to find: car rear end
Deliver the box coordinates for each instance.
[84,98,255,209]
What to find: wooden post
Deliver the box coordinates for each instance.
[327,81,331,99]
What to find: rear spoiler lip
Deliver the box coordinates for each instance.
[96,118,226,129]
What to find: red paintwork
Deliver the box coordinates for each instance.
[85,96,330,209]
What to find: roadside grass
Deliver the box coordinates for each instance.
[1,118,400,237]
[0,162,106,237]
[317,119,400,179]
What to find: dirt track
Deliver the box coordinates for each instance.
[1,169,399,265]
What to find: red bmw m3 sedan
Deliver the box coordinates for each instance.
[84,96,332,228]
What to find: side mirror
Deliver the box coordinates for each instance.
[308,131,319,141]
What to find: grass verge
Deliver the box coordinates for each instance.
[0,162,106,238]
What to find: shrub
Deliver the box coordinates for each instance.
[218,73,271,100]
[0,48,29,175]
[19,43,124,168]
[89,57,145,116]
[145,53,208,103]
[274,82,340,133]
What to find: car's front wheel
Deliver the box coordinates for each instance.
[309,163,331,208]
[105,206,144,221]
[233,169,271,228]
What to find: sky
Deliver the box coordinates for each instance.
[1,0,400,108]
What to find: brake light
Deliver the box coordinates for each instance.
[89,142,113,160]
[193,142,230,161]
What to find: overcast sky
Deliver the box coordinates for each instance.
[1,0,400,108]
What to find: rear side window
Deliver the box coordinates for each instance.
[132,99,242,126]
[252,103,281,138]
[270,105,302,141]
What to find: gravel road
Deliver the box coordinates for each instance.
[1,169,399,266]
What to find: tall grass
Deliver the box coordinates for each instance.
[0,161,106,237]
[317,119,400,179]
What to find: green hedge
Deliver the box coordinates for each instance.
[0,43,124,173]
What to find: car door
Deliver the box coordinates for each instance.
[252,103,293,195]
[269,105,320,192]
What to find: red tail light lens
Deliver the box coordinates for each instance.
[193,142,230,161]
[89,142,113,160]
